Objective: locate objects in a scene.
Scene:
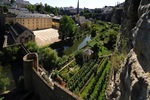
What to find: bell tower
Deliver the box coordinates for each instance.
[77,0,79,15]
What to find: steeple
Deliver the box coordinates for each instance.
[77,0,79,15]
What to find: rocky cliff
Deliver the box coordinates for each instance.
[106,0,150,100]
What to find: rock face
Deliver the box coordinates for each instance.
[120,0,141,51]
[106,0,150,100]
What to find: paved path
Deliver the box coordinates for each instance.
[58,59,75,72]
[33,28,60,47]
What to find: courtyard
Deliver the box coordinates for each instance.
[33,28,60,47]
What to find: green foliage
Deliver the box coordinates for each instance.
[0,51,4,62]
[25,41,39,52]
[59,15,77,42]
[41,47,59,69]
[35,3,44,13]
[0,66,10,94]
[75,50,83,65]
[0,97,4,100]
[10,0,15,4]
[87,20,119,57]
[26,5,35,13]
[3,6,8,13]
[57,55,68,68]
[111,53,125,70]
[3,46,20,62]
[44,4,59,15]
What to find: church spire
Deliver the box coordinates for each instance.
[77,0,79,15]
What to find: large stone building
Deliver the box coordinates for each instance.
[9,22,35,44]
[15,13,52,30]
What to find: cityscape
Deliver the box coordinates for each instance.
[0,0,150,100]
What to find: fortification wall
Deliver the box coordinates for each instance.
[23,53,81,100]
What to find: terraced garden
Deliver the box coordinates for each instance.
[58,57,111,100]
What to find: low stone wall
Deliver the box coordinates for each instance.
[32,68,81,100]
[23,53,81,100]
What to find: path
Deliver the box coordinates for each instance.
[59,59,75,72]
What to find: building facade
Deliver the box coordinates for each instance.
[9,22,35,44]
[15,13,52,30]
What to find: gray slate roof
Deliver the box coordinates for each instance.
[10,22,33,39]
[16,13,51,18]
[83,48,93,55]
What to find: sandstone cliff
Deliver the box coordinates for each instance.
[106,0,150,100]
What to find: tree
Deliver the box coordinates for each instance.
[41,48,59,70]
[3,46,20,63]
[91,25,100,37]
[0,66,10,94]
[59,15,77,42]
[36,3,44,13]
[92,43,101,57]
[27,5,35,13]
[44,3,51,13]
[3,6,8,13]
[25,41,39,52]
[11,0,15,4]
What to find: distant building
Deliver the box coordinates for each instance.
[15,13,52,30]
[51,16,61,29]
[83,48,93,62]
[15,0,30,8]
[8,8,29,15]
[9,22,35,44]
[0,0,10,5]
[76,16,90,28]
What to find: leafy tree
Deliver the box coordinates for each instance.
[52,7,59,15]
[59,15,77,42]
[80,10,84,16]
[92,43,101,55]
[27,5,35,13]
[0,66,10,94]
[5,20,14,31]
[10,0,15,4]
[90,24,100,37]
[36,3,44,13]
[0,51,4,62]
[75,50,83,65]
[3,6,8,13]
[44,3,51,12]
[25,41,39,52]
[41,47,59,70]
[3,46,20,63]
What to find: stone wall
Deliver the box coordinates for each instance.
[23,53,81,100]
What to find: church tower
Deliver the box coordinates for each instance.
[77,0,79,15]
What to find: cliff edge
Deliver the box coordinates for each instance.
[106,0,150,100]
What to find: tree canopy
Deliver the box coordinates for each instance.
[0,65,10,94]
[27,5,35,13]
[58,15,77,42]
[41,47,59,70]
[25,41,39,52]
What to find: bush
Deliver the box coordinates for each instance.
[0,66,10,94]
[25,41,39,52]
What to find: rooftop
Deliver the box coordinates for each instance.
[16,13,51,18]
[83,48,93,55]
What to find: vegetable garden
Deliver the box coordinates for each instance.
[58,57,111,100]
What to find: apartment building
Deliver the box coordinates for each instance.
[15,13,52,30]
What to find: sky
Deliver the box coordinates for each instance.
[29,0,125,9]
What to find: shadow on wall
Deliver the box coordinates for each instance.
[23,53,81,100]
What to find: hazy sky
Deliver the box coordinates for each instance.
[30,0,125,8]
